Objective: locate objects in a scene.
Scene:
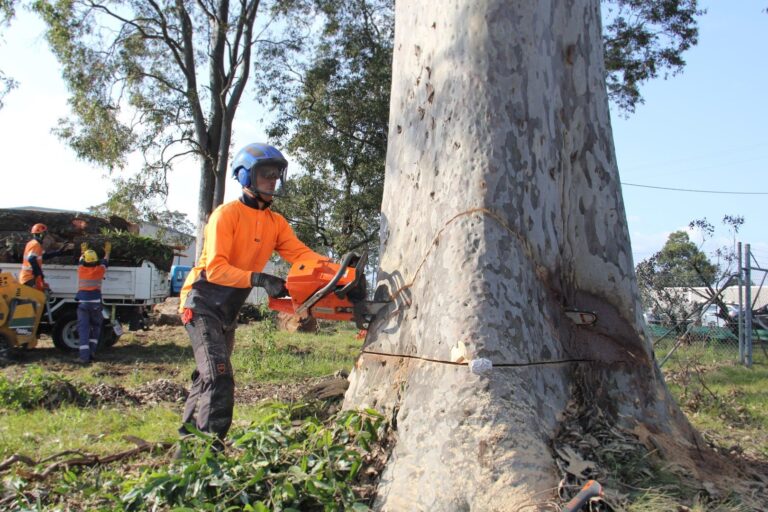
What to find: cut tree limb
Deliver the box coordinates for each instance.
[0,437,173,481]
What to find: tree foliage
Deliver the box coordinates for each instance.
[0,0,17,109]
[119,406,383,511]
[636,216,743,326]
[656,230,717,288]
[263,0,391,258]
[0,0,13,20]
[31,0,303,242]
[602,0,704,113]
[88,174,195,238]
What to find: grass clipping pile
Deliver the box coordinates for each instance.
[551,371,767,510]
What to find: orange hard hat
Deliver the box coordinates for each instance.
[31,223,48,234]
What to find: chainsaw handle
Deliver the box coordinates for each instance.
[562,480,603,512]
[295,252,358,316]
[336,251,367,298]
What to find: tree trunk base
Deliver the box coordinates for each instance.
[347,354,568,510]
[346,353,756,510]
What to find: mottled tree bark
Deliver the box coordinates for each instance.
[344,1,701,509]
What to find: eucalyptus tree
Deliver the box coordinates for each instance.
[601,0,702,112]
[32,0,306,249]
[342,1,722,509]
[263,0,392,258]
[265,0,699,259]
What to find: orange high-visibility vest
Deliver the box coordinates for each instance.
[19,239,43,284]
[78,264,106,291]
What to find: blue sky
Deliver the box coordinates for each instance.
[0,1,766,266]
[609,2,768,264]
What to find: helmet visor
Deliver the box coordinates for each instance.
[250,165,286,197]
[255,166,285,180]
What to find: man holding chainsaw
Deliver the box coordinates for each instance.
[177,142,322,448]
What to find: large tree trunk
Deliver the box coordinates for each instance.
[344,1,708,509]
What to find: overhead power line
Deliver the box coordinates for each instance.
[621,182,768,195]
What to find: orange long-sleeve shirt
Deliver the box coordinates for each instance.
[19,239,44,285]
[179,199,322,323]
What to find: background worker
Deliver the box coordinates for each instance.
[18,223,73,290]
[75,242,111,364]
[177,142,323,448]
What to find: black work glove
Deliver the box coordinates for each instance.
[251,272,288,298]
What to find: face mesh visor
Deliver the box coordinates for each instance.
[250,165,286,197]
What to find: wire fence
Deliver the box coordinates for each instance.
[652,321,768,367]
[645,245,768,368]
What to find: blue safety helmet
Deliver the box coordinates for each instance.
[231,143,288,198]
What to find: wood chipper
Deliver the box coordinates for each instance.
[0,272,47,358]
[267,252,390,329]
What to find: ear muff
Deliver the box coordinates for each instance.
[237,167,251,188]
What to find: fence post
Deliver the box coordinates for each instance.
[745,244,753,368]
[738,241,744,364]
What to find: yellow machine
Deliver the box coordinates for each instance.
[0,272,47,356]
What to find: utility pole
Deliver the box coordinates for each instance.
[738,242,744,363]
[745,243,753,368]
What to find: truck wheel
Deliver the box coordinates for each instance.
[53,311,121,352]
[100,324,120,347]
[52,311,80,352]
[0,331,13,362]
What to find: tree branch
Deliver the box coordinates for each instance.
[0,439,173,481]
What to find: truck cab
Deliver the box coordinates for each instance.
[170,265,192,296]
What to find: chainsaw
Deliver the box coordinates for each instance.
[267,251,390,329]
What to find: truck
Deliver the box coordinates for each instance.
[169,264,192,296]
[0,261,169,352]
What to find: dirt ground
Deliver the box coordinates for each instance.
[4,324,349,408]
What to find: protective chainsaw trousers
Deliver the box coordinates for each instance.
[179,312,236,441]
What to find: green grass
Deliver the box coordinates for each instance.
[0,405,180,459]
[0,402,312,461]
[1,320,360,387]
[653,335,745,367]
[2,405,384,512]
[660,349,768,458]
[232,321,360,382]
[0,320,362,461]
[627,493,748,512]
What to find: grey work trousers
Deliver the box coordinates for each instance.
[179,312,237,441]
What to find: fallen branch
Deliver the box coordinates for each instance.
[0,454,36,472]
[0,436,173,481]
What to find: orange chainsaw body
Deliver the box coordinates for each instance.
[268,258,358,322]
